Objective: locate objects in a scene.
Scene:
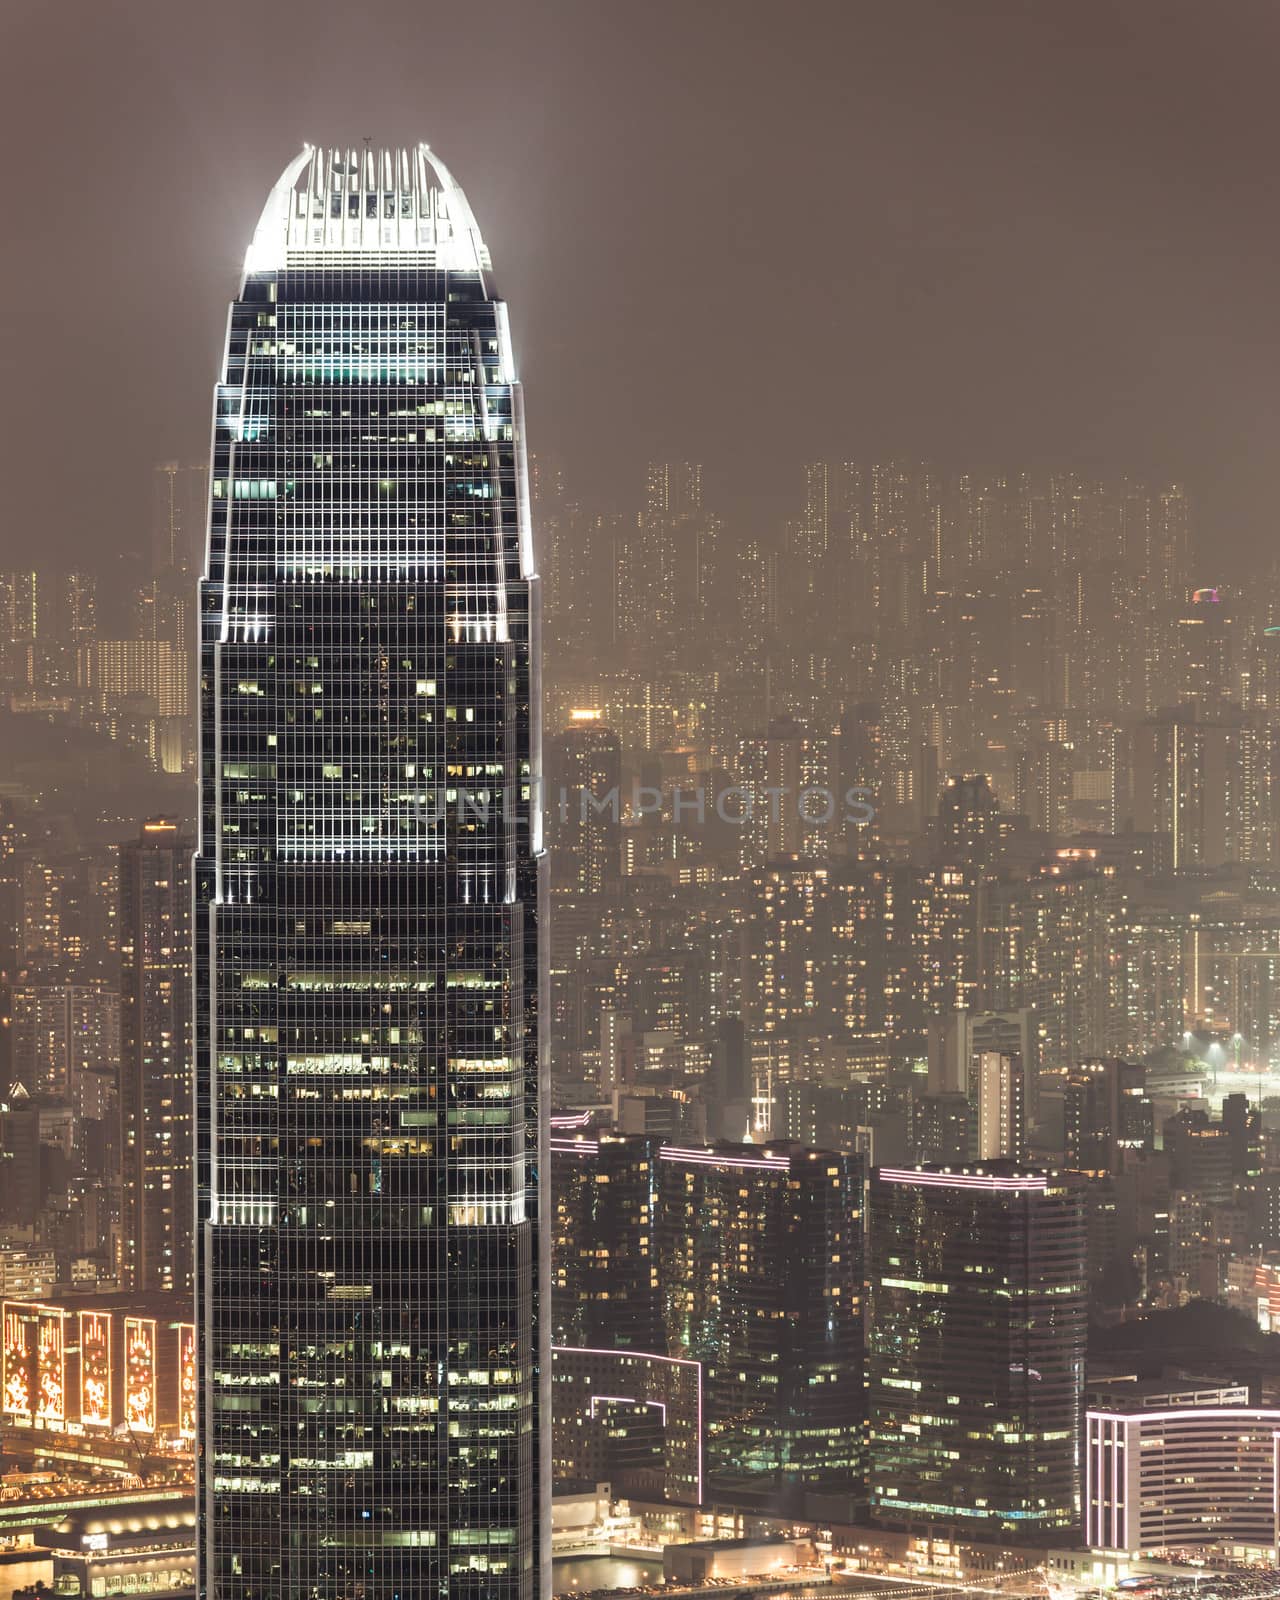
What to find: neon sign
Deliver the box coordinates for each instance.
[79,1310,111,1428]
[124,1317,156,1433]
[2,1305,35,1418]
[35,1309,64,1424]
[178,1323,196,1440]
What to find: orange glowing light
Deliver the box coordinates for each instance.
[79,1310,111,1428]
[35,1309,64,1424]
[124,1317,156,1434]
[178,1323,196,1440]
[2,1304,35,1418]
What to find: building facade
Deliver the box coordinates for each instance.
[550,1132,662,1352]
[1064,1059,1152,1175]
[545,712,622,897]
[550,1134,865,1515]
[119,818,192,1295]
[194,145,547,1599]
[550,1345,702,1506]
[658,1143,864,1515]
[1087,1404,1280,1557]
[868,1165,1086,1542]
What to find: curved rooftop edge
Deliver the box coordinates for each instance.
[243,143,492,279]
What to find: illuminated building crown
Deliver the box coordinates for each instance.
[245,144,492,277]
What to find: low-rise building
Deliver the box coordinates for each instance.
[1087,1401,1280,1558]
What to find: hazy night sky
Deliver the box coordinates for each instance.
[2,0,1278,589]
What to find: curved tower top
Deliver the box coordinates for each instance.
[244,142,492,279]
[197,142,547,1598]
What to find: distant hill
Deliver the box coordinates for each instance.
[0,709,191,836]
[1091,1300,1280,1379]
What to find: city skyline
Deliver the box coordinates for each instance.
[4,8,1280,1598]
[4,1,1280,579]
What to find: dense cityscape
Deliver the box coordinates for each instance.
[3,422,1280,1594]
[4,5,1280,1598]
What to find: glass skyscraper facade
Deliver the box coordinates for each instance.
[551,1133,865,1516]
[868,1164,1086,1542]
[194,146,547,1599]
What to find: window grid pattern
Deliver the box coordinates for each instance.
[195,170,545,1600]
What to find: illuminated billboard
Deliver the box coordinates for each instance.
[124,1317,156,1433]
[35,1308,64,1424]
[79,1310,112,1428]
[2,1304,35,1418]
[178,1322,196,1440]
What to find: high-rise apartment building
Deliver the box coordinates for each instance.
[926,1007,1038,1095]
[10,979,119,1100]
[1153,484,1193,601]
[152,460,211,580]
[934,773,1002,869]
[744,859,891,1041]
[617,461,717,650]
[915,1092,972,1164]
[0,569,98,696]
[194,146,546,1599]
[1129,703,1277,869]
[1016,738,1075,835]
[868,1164,1086,1541]
[902,866,985,1033]
[735,717,834,868]
[1064,1059,1152,1175]
[970,1050,1026,1160]
[119,818,191,1295]
[78,636,190,772]
[923,1010,1037,1159]
[545,712,622,896]
[985,864,1129,1068]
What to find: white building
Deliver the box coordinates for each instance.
[1087,1404,1280,1557]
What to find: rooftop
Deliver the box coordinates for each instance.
[245,144,491,277]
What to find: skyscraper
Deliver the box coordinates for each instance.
[119,817,192,1294]
[934,772,1001,869]
[545,711,622,897]
[659,1143,865,1514]
[735,716,834,868]
[550,1132,662,1352]
[552,1134,864,1515]
[153,460,212,581]
[1063,1058,1152,1175]
[194,146,547,1599]
[970,1050,1026,1161]
[0,568,98,697]
[868,1165,1086,1542]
